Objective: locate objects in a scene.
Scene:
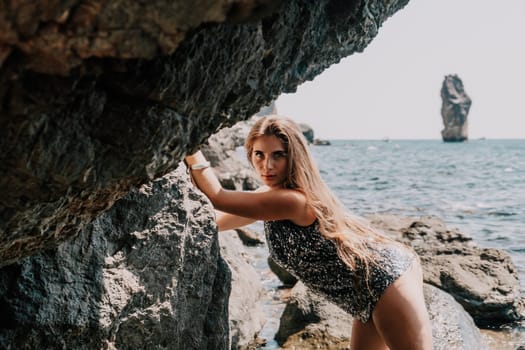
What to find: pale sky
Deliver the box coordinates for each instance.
[276,0,525,140]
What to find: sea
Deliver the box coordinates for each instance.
[240,139,525,349]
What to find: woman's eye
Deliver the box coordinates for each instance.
[254,152,263,159]
[273,152,286,160]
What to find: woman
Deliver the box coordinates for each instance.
[185,116,432,349]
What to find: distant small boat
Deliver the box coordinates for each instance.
[382,137,390,142]
[312,139,331,146]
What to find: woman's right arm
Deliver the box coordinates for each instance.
[215,210,256,232]
[184,151,314,225]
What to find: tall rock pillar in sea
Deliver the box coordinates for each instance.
[440,74,472,142]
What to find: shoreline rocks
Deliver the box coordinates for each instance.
[220,231,267,349]
[201,115,524,348]
[369,214,524,328]
[274,281,489,350]
[0,166,231,349]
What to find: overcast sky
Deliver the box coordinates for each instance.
[276,0,525,140]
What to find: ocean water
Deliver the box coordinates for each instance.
[243,139,525,349]
[310,139,525,291]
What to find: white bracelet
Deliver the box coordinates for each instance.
[190,161,210,170]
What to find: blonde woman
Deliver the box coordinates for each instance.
[185,116,432,349]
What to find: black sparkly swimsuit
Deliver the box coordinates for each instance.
[264,219,416,323]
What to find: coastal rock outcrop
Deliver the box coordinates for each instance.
[0,166,230,349]
[298,123,315,143]
[440,74,472,142]
[219,231,267,349]
[369,214,524,327]
[1,1,411,267]
[201,115,261,191]
[275,281,489,350]
[0,1,414,347]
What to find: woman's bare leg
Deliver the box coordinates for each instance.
[351,318,388,350]
[371,260,433,350]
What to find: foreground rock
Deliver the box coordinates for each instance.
[219,231,267,349]
[276,282,488,350]
[201,115,261,191]
[0,166,231,349]
[369,214,524,327]
[440,74,471,142]
[1,0,410,266]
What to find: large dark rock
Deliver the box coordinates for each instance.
[440,74,471,142]
[275,282,489,350]
[0,1,411,266]
[0,1,415,348]
[369,214,524,328]
[0,166,231,349]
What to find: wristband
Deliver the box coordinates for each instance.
[189,161,210,170]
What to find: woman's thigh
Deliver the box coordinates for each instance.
[371,260,433,350]
[351,318,388,350]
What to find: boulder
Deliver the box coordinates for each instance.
[298,123,315,143]
[219,231,266,349]
[0,1,416,348]
[275,282,352,349]
[268,256,299,287]
[440,74,471,142]
[275,282,489,350]
[1,0,411,266]
[369,214,524,327]
[201,116,261,191]
[0,166,231,349]
[234,227,265,246]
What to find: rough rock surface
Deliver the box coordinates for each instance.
[268,256,298,287]
[275,282,488,350]
[298,123,314,143]
[369,214,524,327]
[201,115,261,191]
[0,0,411,266]
[0,166,231,349]
[440,74,471,142]
[219,231,266,349]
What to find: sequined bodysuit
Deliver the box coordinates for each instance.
[264,219,416,323]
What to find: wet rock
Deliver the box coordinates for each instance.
[440,74,472,142]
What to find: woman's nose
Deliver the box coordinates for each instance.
[264,157,274,170]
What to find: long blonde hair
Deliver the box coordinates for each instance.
[245,115,394,269]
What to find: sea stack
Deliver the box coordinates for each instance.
[440,74,472,142]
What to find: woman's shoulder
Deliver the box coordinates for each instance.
[255,186,315,225]
[259,186,307,199]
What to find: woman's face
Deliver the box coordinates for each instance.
[251,135,288,189]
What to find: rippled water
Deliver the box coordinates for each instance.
[311,139,525,291]
[241,139,525,348]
